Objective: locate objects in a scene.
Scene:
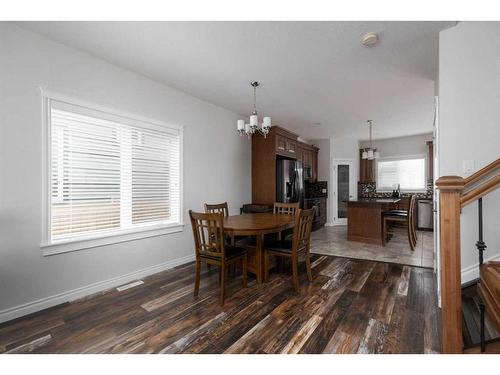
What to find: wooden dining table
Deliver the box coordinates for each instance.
[223,213,295,283]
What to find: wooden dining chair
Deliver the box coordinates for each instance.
[204,202,229,217]
[189,210,247,305]
[274,202,299,240]
[273,202,300,215]
[263,208,315,293]
[382,194,417,250]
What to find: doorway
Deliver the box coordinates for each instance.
[331,159,356,225]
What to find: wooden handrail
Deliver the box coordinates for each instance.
[463,157,500,188]
[436,156,499,353]
[461,174,500,207]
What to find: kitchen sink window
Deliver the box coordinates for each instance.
[376,155,426,192]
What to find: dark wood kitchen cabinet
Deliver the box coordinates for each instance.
[252,126,319,205]
[427,140,434,181]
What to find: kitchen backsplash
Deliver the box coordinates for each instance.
[305,181,328,198]
[358,180,433,199]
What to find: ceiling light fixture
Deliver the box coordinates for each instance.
[362,120,380,160]
[361,32,379,47]
[237,81,271,138]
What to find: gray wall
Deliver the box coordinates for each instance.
[439,21,500,282]
[0,23,251,321]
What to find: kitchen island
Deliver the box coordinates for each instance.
[347,198,401,245]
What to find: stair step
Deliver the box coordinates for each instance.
[461,284,500,348]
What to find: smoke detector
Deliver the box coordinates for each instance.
[362,32,379,47]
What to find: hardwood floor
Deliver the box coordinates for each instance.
[0,255,441,354]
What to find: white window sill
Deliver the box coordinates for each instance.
[41,223,184,256]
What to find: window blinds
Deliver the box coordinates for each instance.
[376,157,425,191]
[49,100,181,242]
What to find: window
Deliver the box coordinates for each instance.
[376,156,426,192]
[43,93,182,252]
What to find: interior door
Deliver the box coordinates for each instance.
[332,159,355,225]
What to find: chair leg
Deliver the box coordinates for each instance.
[292,256,300,293]
[264,251,269,282]
[408,223,415,251]
[194,259,201,296]
[242,255,248,288]
[382,218,387,246]
[219,263,225,306]
[305,251,313,282]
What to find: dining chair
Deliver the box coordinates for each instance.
[274,202,300,240]
[189,210,247,305]
[382,194,417,250]
[204,202,229,217]
[263,208,315,293]
[204,202,232,272]
[273,202,300,215]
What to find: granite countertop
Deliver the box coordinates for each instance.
[346,198,401,204]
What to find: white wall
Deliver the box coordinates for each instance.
[359,133,432,159]
[439,22,500,282]
[0,23,251,322]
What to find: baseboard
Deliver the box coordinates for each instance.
[461,253,500,285]
[324,222,335,227]
[0,253,195,324]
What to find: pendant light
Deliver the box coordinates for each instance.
[362,120,380,160]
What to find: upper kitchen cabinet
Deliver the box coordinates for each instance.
[252,126,319,204]
[275,129,298,157]
[426,140,434,181]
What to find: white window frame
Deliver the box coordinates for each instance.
[375,154,427,193]
[40,89,184,256]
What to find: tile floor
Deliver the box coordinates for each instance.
[310,225,434,268]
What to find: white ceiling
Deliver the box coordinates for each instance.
[19,21,455,140]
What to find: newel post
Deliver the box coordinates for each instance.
[436,176,465,353]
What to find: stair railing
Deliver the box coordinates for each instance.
[436,157,500,353]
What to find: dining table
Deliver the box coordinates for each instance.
[223,213,295,283]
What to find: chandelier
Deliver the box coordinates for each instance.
[362,120,380,160]
[237,81,271,138]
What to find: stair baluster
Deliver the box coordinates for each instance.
[476,197,486,266]
[477,197,487,352]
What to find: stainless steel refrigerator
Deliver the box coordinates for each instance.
[276,159,304,208]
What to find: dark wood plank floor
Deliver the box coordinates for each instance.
[0,255,441,354]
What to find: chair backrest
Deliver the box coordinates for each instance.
[291,208,315,253]
[274,202,300,215]
[189,210,225,259]
[204,202,229,217]
[408,194,417,231]
[240,203,273,214]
